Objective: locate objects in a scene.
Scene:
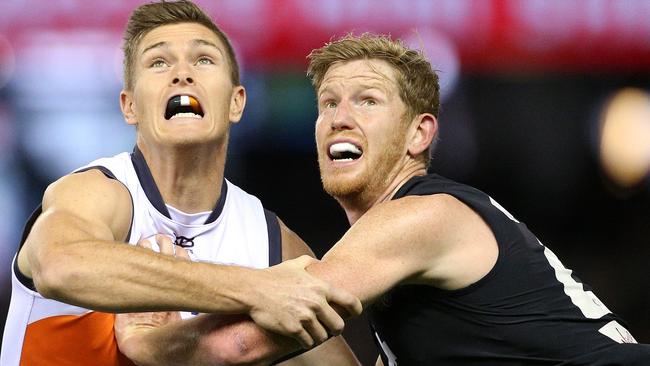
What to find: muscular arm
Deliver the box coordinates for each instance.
[311,194,498,304]
[18,170,360,345]
[117,220,360,366]
[117,194,497,365]
[20,170,264,313]
[275,222,360,366]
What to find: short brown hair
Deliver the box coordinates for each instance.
[122,0,240,90]
[307,33,440,165]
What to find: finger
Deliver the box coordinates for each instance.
[314,302,346,337]
[156,234,175,256]
[326,286,363,317]
[301,314,331,345]
[137,237,153,250]
[175,246,191,261]
[292,327,315,349]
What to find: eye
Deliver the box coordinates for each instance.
[361,98,377,106]
[150,59,168,68]
[196,57,214,65]
[323,100,337,109]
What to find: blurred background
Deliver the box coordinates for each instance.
[1,0,649,363]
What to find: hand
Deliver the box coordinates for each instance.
[138,234,191,259]
[114,310,181,362]
[248,255,362,349]
[114,235,189,361]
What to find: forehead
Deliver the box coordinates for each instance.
[137,22,224,54]
[320,59,399,92]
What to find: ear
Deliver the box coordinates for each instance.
[407,113,438,157]
[229,85,247,123]
[120,90,138,126]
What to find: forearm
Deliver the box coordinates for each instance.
[121,314,298,366]
[33,239,257,313]
[120,313,360,366]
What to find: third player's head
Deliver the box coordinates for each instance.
[308,34,440,209]
[119,0,245,151]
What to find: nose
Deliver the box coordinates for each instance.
[171,65,194,86]
[172,75,194,85]
[331,101,355,131]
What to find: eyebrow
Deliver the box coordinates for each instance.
[141,41,168,56]
[140,39,224,57]
[318,82,390,98]
[194,39,226,61]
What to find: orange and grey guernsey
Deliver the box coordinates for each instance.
[1,147,283,365]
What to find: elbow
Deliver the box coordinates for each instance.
[32,264,67,300]
[208,338,270,366]
[31,248,76,301]
[201,322,275,366]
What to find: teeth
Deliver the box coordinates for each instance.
[329,142,362,160]
[171,112,202,119]
[330,142,362,155]
[180,95,191,106]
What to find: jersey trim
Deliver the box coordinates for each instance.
[130,146,228,224]
[75,166,134,242]
[14,205,42,291]
[14,246,37,291]
[130,146,170,218]
[205,182,228,224]
[75,165,118,179]
[264,210,282,265]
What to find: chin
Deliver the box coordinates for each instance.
[320,168,370,200]
[322,177,363,198]
[163,129,226,147]
[161,135,202,146]
[319,154,402,207]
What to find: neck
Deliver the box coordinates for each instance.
[338,161,427,225]
[137,140,227,213]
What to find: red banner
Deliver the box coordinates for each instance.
[1,0,650,72]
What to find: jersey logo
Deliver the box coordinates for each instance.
[173,233,196,248]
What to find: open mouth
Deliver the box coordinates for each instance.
[164,95,204,120]
[328,142,363,162]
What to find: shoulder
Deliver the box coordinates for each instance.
[353,193,464,239]
[44,169,130,208]
[42,169,132,237]
[341,193,498,289]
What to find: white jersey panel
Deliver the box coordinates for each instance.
[1,151,275,366]
[76,152,271,269]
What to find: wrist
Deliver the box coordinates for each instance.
[117,331,157,366]
[224,266,261,313]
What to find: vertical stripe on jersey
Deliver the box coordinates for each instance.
[264,210,282,265]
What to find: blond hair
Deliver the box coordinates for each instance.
[122,0,240,90]
[308,33,440,165]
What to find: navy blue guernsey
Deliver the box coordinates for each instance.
[368,174,650,366]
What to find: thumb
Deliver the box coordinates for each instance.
[290,255,318,269]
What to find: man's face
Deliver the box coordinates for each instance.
[120,22,244,148]
[315,59,410,203]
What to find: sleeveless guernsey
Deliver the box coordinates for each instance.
[369,174,649,366]
[1,148,282,365]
